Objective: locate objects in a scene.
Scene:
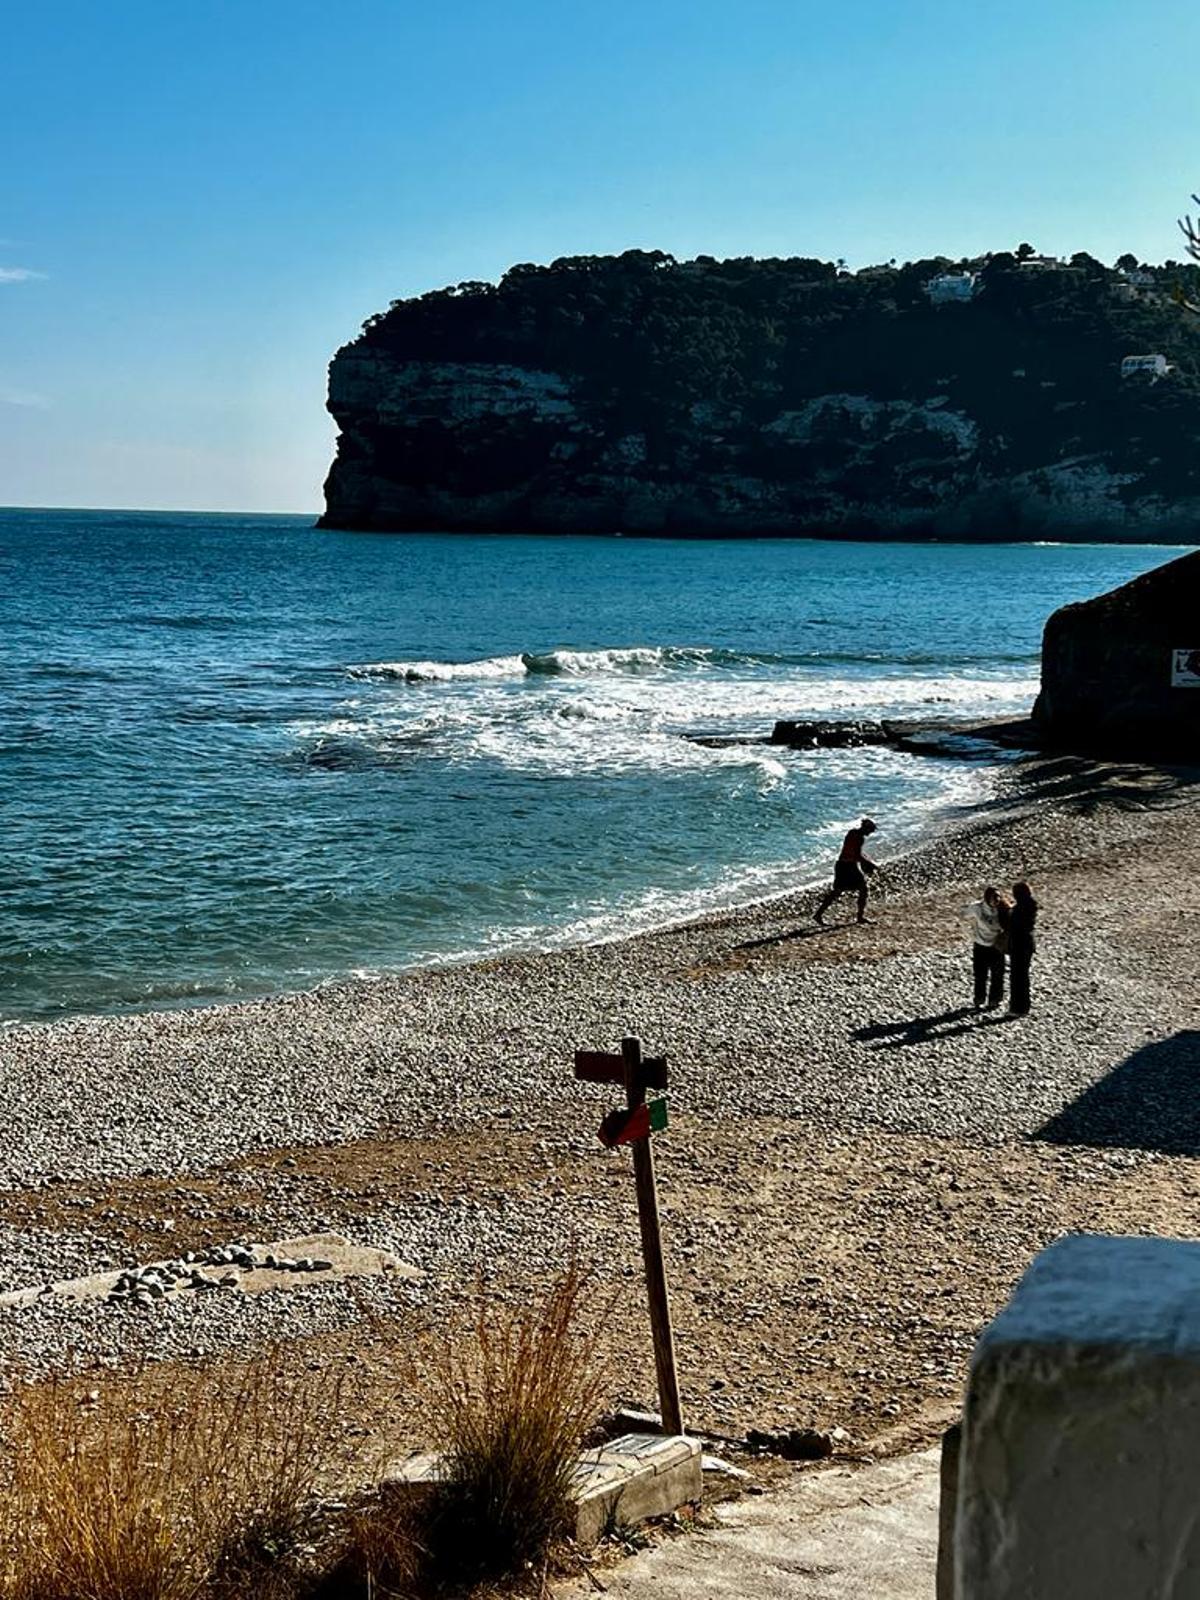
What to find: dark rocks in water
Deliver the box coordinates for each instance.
[320,250,1200,540]
[1032,550,1200,758]
[686,732,770,749]
[770,719,890,749]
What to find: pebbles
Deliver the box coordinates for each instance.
[0,754,1195,1401]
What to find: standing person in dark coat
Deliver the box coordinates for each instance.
[1008,881,1038,1016]
[814,818,878,926]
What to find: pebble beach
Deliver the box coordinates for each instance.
[1,739,1197,1455]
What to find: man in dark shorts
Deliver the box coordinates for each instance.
[814,817,878,926]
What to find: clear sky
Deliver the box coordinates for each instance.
[3,0,1197,513]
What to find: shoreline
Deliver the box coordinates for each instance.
[0,741,1195,1455]
[2,720,1027,1034]
[0,735,1193,1161]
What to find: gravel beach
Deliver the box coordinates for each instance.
[1,741,1198,1459]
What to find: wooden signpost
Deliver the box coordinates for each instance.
[573,1034,684,1437]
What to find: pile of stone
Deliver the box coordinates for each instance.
[107,1243,333,1308]
[745,1425,846,1460]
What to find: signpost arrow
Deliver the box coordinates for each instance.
[574,1050,668,1089]
[573,1035,684,1436]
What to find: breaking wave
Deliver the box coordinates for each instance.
[348,645,743,681]
[348,643,1037,683]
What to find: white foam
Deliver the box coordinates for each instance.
[302,651,1038,781]
[348,654,526,683]
[360,756,995,973]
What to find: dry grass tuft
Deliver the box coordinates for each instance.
[314,1485,424,1600]
[423,1263,610,1585]
[0,1273,609,1600]
[0,1353,359,1600]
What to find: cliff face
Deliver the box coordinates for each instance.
[321,250,1200,539]
[1033,550,1200,756]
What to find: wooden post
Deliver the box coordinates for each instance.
[622,1034,684,1436]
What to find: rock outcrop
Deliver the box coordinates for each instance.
[321,250,1200,539]
[769,719,890,749]
[1032,550,1200,756]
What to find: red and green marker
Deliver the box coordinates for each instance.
[598,1096,668,1148]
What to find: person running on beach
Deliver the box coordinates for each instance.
[964,886,1008,1010]
[815,818,878,926]
[1007,881,1038,1016]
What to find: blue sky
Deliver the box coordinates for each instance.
[2,0,1196,513]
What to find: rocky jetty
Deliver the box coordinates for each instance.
[769,719,890,749]
[1033,549,1200,756]
[321,249,1200,539]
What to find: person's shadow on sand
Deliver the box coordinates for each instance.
[733,925,834,953]
[852,1006,1012,1050]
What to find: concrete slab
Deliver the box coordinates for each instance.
[387,1435,702,1548]
[562,1448,940,1600]
[572,1434,702,1546]
[0,1231,421,1308]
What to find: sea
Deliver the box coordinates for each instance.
[0,508,1186,1023]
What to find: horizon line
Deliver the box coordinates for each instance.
[1,503,320,518]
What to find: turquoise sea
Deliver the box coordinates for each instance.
[0,509,1186,1022]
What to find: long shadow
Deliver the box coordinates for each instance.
[733,924,834,953]
[850,1005,1008,1051]
[964,748,1200,818]
[1035,1031,1200,1154]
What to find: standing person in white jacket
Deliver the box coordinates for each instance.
[964,887,1007,1011]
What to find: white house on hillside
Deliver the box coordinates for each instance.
[925,272,976,305]
[1120,354,1172,379]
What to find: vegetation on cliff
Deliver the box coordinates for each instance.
[324,248,1200,535]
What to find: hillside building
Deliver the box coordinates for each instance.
[924,272,976,305]
[1120,354,1172,379]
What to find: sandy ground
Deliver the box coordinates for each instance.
[560,1448,943,1600]
[0,741,1198,1472]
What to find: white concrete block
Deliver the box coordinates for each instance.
[573,1434,702,1546]
[956,1234,1200,1599]
[384,1434,702,1549]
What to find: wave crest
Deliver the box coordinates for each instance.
[348,654,527,683]
[348,642,1038,685]
[349,645,768,683]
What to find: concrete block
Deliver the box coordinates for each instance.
[936,1421,960,1600]
[573,1434,703,1546]
[956,1234,1200,1599]
[389,1452,442,1486]
[384,1451,444,1511]
[383,1435,701,1549]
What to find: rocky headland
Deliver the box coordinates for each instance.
[321,249,1200,539]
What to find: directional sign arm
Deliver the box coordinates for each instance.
[574,1049,667,1090]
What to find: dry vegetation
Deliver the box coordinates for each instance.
[0,1352,361,1600]
[329,1263,611,1597]
[426,1263,609,1583]
[0,1268,610,1600]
